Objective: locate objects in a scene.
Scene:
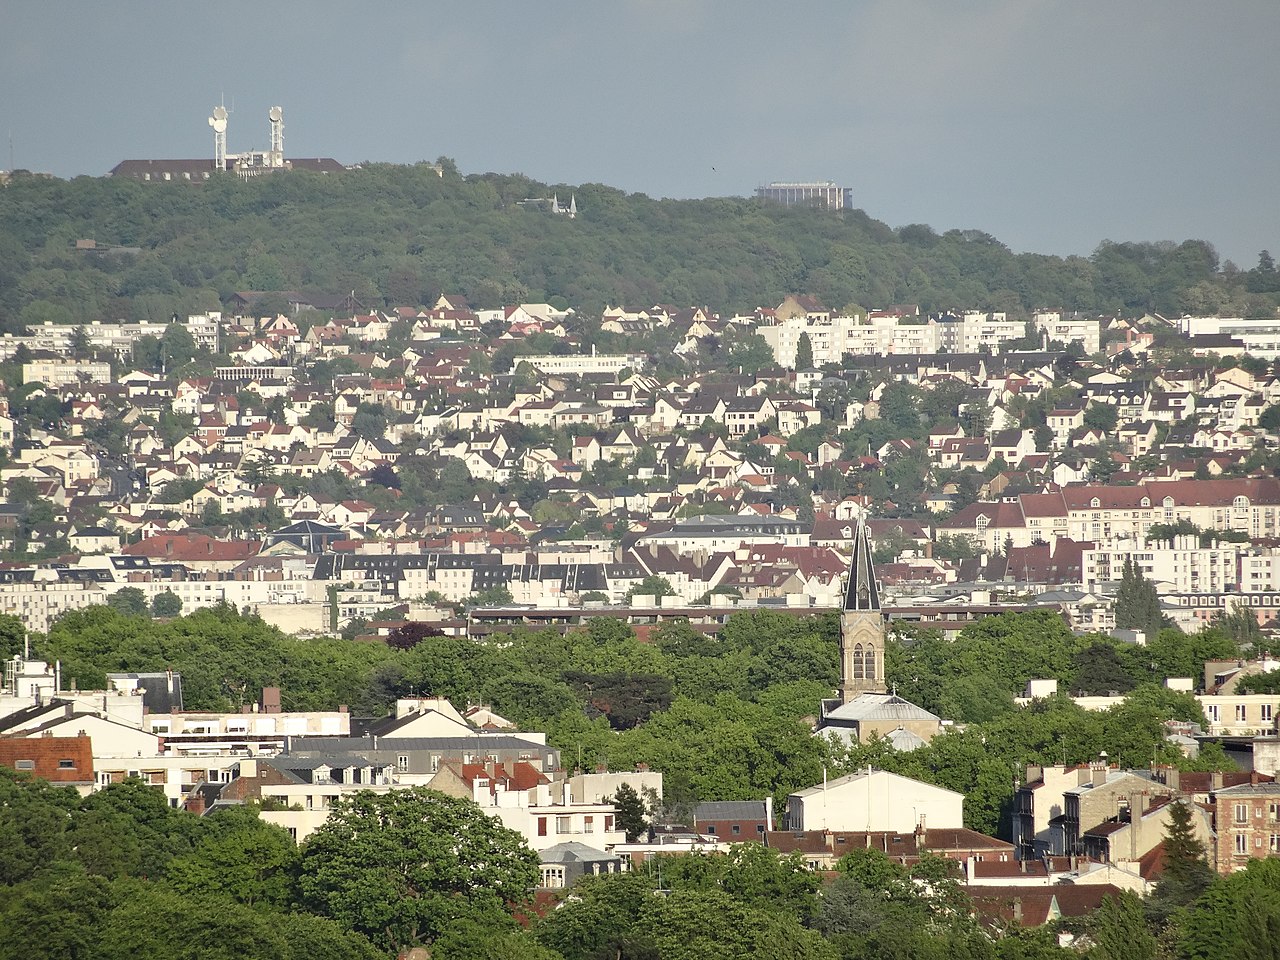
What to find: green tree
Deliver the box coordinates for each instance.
[350,403,389,441]
[625,575,676,603]
[150,590,182,618]
[467,584,514,608]
[106,587,149,618]
[160,321,198,371]
[1149,797,1213,915]
[727,333,778,375]
[1069,641,1135,696]
[1083,403,1119,433]
[1215,600,1263,647]
[1114,557,1164,637]
[298,788,540,953]
[0,614,26,660]
[610,782,649,842]
[165,808,299,910]
[1087,891,1158,960]
[794,332,814,370]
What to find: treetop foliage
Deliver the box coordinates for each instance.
[1,165,1276,332]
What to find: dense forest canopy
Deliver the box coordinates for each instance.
[1,162,1277,331]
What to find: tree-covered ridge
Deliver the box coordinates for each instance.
[1,163,1277,330]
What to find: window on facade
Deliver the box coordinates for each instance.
[14,759,34,770]
[705,824,716,834]
[1236,833,1249,854]
[1264,705,1274,723]
[397,755,409,772]
[58,759,75,769]
[556,816,572,834]
[1272,834,1280,852]
[1237,705,1249,722]
[731,824,741,835]
[1236,803,1250,824]
[537,817,547,837]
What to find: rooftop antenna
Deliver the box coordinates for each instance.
[208,105,228,170]
[268,105,284,167]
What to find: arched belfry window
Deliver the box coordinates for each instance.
[852,643,865,680]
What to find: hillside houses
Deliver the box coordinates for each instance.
[1,299,1280,637]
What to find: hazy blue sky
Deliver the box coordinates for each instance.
[3,1,1277,265]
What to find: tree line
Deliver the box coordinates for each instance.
[1,165,1277,332]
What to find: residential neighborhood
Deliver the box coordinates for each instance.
[8,293,1280,953]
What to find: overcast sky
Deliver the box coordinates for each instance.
[3,1,1277,265]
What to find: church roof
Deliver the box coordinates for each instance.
[821,692,940,724]
[844,517,881,611]
[885,727,929,751]
[539,841,618,864]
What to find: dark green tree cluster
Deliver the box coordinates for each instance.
[0,770,543,960]
[1114,558,1166,637]
[535,845,1066,960]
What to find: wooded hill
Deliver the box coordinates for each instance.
[1,161,1278,332]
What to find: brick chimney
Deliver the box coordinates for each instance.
[260,687,281,714]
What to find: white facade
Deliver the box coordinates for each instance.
[1081,536,1241,593]
[785,768,964,833]
[1180,316,1280,359]
[1034,313,1101,354]
[22,359,114,387]
[522,354,647,376]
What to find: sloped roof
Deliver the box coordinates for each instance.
[822,693,940,725]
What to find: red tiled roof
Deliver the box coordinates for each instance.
[122,534,261,562]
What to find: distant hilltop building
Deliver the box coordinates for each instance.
[110,104,344,183]
[756,180,853,210]
[516,193,578,218]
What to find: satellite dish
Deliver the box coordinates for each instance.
[213,105,228,121]
[269,106,283,122]
[212,117,227,134]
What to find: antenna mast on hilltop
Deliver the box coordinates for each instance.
[268,106,284,167]
[208,105,228,170]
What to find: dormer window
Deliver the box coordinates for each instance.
[1090,498,1101,509]
[1235,496,1250,510]
[1140,498,1150,508]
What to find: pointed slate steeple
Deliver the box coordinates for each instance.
[843,516,880,612]
[839,515,885,702]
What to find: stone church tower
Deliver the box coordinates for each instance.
[840,517,886,702]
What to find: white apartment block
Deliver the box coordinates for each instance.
[22,358,113,388]
[1082,536,1241,593]
[936,312,1024,354]
[1034,312,1101,354]
[1198,694,1279,737]
[1241,551,1280,593]
[522,353,647,376]
[758,311,1029,369]
[1181,316,1280,359]
[26,314,222,356]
